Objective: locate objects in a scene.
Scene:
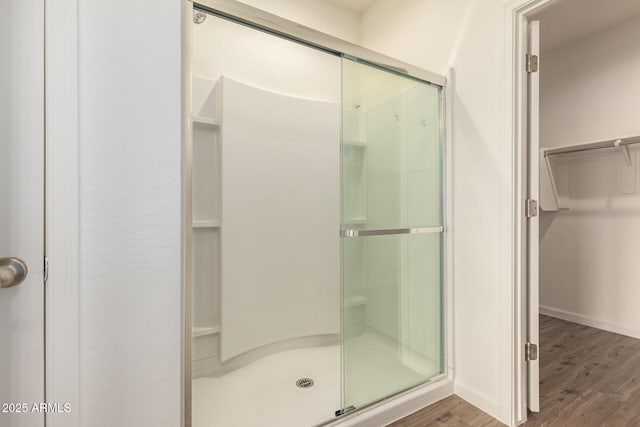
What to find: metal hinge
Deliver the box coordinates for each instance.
[525,342,538,361]
[43,256,49,284]
[526,54,539,73]
[525,199,538,218]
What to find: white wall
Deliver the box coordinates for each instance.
[539,16,640,339]
[360,0,473,75]
[77,0,182,425]
[235,0,361,43]
[193,14,341,101]
[446,3,514,422]
[540,17,640,148]
[361,0,516,424]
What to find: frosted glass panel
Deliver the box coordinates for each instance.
[341,60,442,231]
[341,58,444,411]
[342,233,443,408]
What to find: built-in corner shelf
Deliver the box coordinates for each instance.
[192,322,221,338]
[193,219,220,229]
[192,115,221,129]
[343,140,366,149]
[342,217,367,226]
[344,296,367,309]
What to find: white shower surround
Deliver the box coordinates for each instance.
[218,76,341,361]
[189,5,452,426]
[190,14,344,378]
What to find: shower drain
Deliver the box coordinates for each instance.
[296,377,315,389]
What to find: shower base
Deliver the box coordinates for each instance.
[192,330,439,427]
[193,344,339,427]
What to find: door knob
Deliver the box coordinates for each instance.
[0,257,28,288]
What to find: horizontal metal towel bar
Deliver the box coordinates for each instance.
[340,226,444,238]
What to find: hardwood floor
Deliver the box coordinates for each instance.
[389,315,640,426]
[388,395,503,426]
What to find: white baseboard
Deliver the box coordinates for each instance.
[331,377,453,427]
[540,305,640,340]
[453,381,501,422]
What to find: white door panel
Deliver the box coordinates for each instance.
[527,20,540,413]
[0,1,46,426]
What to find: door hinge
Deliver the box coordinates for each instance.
[43,256,49,284]
[525,199,538,218]
[525,342,538,361]
[526,54,539,73]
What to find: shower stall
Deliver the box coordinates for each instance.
[185,3,448,426]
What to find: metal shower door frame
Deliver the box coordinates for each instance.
[182,2,451,426]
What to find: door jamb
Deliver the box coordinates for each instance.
[44,1,81,426]
[503,0,558,424]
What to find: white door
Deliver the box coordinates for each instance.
[0,1,46,426]
[526,20,540,413]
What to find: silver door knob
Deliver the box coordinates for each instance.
[0,257,28,288]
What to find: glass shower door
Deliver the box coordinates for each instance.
[340,58,444,411]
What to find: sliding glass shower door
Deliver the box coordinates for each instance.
[340,58,444,411]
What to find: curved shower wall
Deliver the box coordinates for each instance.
[218,77,340,361]
[191,13,342,377]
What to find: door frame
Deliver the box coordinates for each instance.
[45,1,81,427]
[1,1,46,425]
[503,0,557,424]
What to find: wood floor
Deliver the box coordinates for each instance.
[389,315,640,426]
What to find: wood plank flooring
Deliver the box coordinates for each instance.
[388,395,503,427]
[389,315,640,426]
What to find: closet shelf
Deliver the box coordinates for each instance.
[540,134,640,212]
[193,219,220,229]
[192,115,221,129]
[192,323,221,338]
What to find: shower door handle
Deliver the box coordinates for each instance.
[0,257,28,288]
[340,226,444,238]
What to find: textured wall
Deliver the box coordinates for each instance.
[78,0,182,425]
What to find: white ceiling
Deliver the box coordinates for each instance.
[328,0,378,14]
[532,0,640,51]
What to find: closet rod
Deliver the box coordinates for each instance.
[544,135,640,156]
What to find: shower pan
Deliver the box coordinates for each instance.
[184,2,448,426]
